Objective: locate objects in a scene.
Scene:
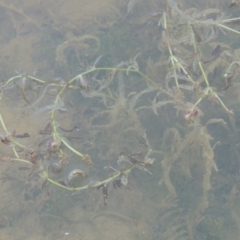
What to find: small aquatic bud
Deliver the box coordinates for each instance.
[50,141,61,151]
[184,108,198,122]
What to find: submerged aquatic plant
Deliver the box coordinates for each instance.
[1,0,240,237]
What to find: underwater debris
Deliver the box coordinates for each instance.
[229,0,238,8]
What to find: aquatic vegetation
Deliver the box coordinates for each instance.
[55,34,101,67]
[2,0,240,238]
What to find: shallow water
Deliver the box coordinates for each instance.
[1,0,240,239]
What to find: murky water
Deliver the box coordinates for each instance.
[0,0,240,239]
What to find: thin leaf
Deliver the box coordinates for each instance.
[127,0,136,14]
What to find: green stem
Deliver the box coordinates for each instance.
[221,17,240,24]
[42,164,136,192]
[212,92,231,113]
[60,137,83,158]
[198,61,209,87]
[162,12,179,88]
[216,23,240,35]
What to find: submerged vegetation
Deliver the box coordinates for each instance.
[1,0,240,238]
